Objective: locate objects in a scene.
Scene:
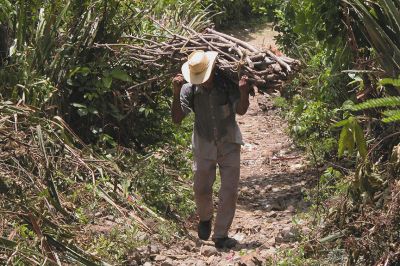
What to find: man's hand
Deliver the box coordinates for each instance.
[171,74,186,124]
[236,75,250,115]
[239,75,250,94]
[172,74,185,95]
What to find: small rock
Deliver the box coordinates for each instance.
[265,237,276,247]
[105,215,115,221]
[266,211,277,218]
[266,185,273,191]
[201,245,218,257]
[161,259,174,266]
[272,187,280,193]
[290,163,304,171]
[278,243,290,249]
[254,210,264,216]
[233,232,245,242]
[137,232,148,242]
[186,259,207,266]
[264,202,283,211]
[286,205,295,213]
[260,247,277,257]
[154,255,166,261]
[137,246,150,256]
[149,245,160,254]
[244,143,254,151]
[183,240,195,251]
[143,262,152,266]
[241,186,251,195]
[279,150,288,156]
[279,226,301,243]
[104,220,116,226]
[125,261,138,266]
[195,261,207,266]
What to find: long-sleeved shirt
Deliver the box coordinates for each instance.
[180,81,243,160]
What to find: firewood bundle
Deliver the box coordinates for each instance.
[97,27,300,92]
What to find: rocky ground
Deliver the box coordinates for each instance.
[133,23,318,266]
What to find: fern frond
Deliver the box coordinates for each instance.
[382,112,400,123]
[382,109,400,117]
[352,96,400,111]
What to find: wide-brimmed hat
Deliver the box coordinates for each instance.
[181,50,218,85]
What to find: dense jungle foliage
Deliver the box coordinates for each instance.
[273,0,400,264]
[0,0,399,264]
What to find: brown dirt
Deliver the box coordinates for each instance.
[141,24,317,266]
[223,22,279,50]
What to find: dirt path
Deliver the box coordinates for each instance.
[144,23,316,266]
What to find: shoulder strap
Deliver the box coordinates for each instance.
[190,84,196,113]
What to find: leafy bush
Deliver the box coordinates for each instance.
[286,96,338,162]
[0,1,205,263]
[204,0,279,28]
[273,0,359,164]
[275,0,346,57]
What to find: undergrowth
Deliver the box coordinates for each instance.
[272,0,400,264]
[0,0,204,264]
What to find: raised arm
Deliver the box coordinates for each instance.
[236,75,250,115]
[171,74,186,124]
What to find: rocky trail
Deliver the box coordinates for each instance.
[138,23,318,266]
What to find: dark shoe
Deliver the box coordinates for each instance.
[213,237,237,249]
[197,219,212,240]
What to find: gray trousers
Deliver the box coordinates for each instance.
[193,144,241,239]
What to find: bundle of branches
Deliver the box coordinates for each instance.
[96,26,300,92]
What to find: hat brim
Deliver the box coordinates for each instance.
[181,51,218,85]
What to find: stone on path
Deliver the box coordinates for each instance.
[154,254,167,262]
[161,258,174,266]
[200,245,218,257]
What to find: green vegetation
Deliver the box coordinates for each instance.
[273,0,400,264]
[205,0,280,27]
[1,0,400,264]
[0,0,202,264]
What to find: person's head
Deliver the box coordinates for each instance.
[181,50,218,86]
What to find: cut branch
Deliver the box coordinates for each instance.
[95,26,301,92]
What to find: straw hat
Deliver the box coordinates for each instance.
[181,50,218,85]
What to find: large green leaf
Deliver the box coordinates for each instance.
[110,69,132,82]
[352,118,368,159]
[338,123,355,157]
[347,0,400,77]
[379,0,400,44]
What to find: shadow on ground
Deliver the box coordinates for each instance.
[237,168,319,213]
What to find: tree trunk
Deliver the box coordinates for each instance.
[0,24,10,66]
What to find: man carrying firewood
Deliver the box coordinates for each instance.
[171,50,251,249]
